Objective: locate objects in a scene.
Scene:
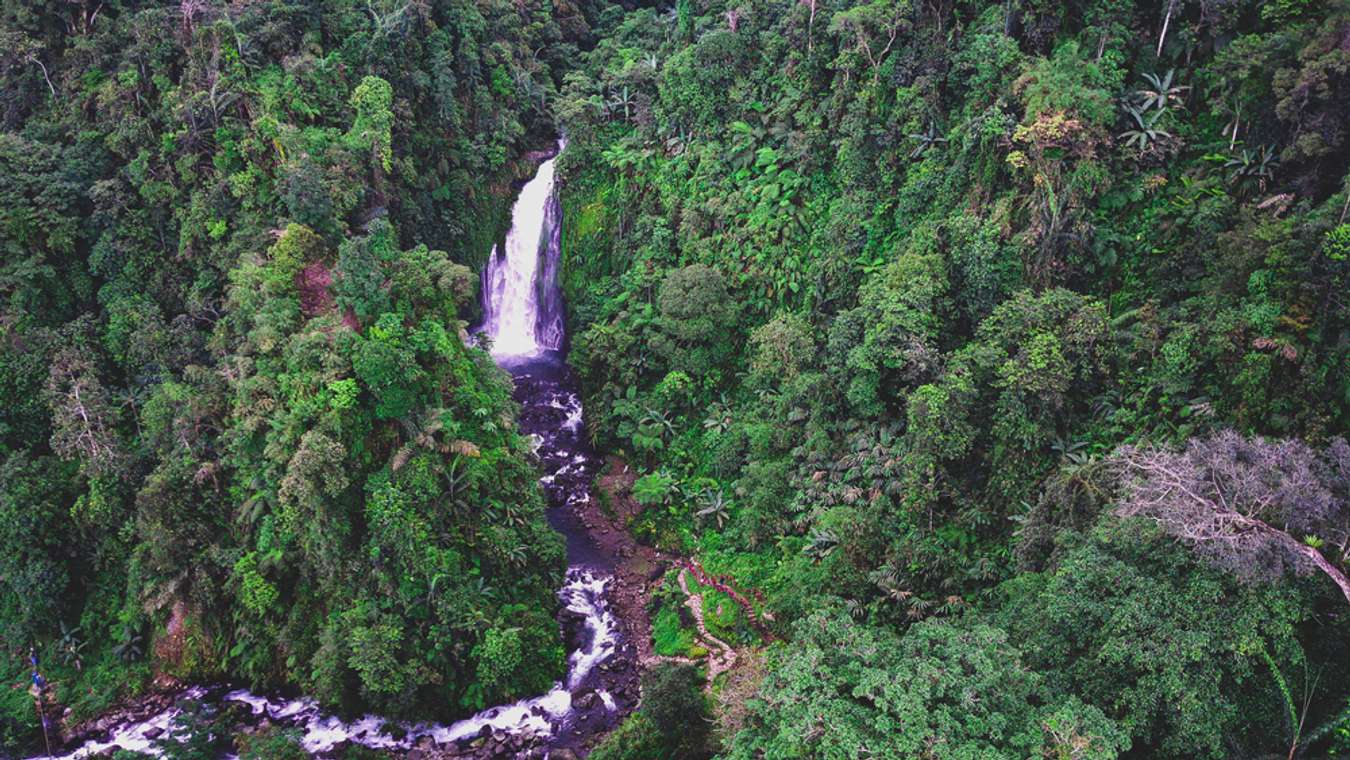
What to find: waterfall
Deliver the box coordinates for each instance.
[41,139,634,759]
[481,139,566,357]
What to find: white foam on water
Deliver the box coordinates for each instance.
[45,687,207,760]
[563,571,618,689]
[42,568,621,759]
[564,403,583,433]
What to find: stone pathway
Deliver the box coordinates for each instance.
[677,568,738,688]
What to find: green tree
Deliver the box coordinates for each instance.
[347,76,395,174]
[828,0,911,83]
[726,610,1127,759]
[998,519,1320,758]
[592,663,713,760]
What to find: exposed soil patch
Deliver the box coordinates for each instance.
[150,599,190,669]
[297,261,335,317]
[585,455,672,666]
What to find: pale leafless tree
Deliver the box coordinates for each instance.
[1157,0,1178,57]
[1116,431,1350,604]
[180,0,210,36]
[800,0,818,51]
[46,348,126,478]
[725,8,743,32]
[0,32,57,96]
[62,0,104,36]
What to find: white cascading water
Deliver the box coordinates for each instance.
[43,140,629,759]
[481,139,566,357]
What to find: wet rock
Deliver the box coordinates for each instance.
[573,690,598,710]
[88,726,113,743]
[222,701,255,726]
[143,726,164,741]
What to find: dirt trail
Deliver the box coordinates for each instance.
[677,569,737,687]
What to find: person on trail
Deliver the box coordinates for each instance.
[30,648,53,755]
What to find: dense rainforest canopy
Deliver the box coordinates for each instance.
[0,0,595,745]
[1,0,1349,758]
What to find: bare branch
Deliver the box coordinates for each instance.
[1115,431,1350,604]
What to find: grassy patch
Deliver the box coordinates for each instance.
[593,469,617,520]
[651,602,697,657]
[572,198,609,240]
[60,659,152,723]
[1,664,38,754]
[698,585,745,645]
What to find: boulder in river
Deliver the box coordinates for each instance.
[573,690,598,710]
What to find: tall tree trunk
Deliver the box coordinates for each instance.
[32,57,55,96]
[807,0,816,52]
[1241,509,1350,605]
[1157,0,1177,57]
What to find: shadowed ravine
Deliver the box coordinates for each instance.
[44,142,638,759]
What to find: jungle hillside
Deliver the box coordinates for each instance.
[2,0,1350,758]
